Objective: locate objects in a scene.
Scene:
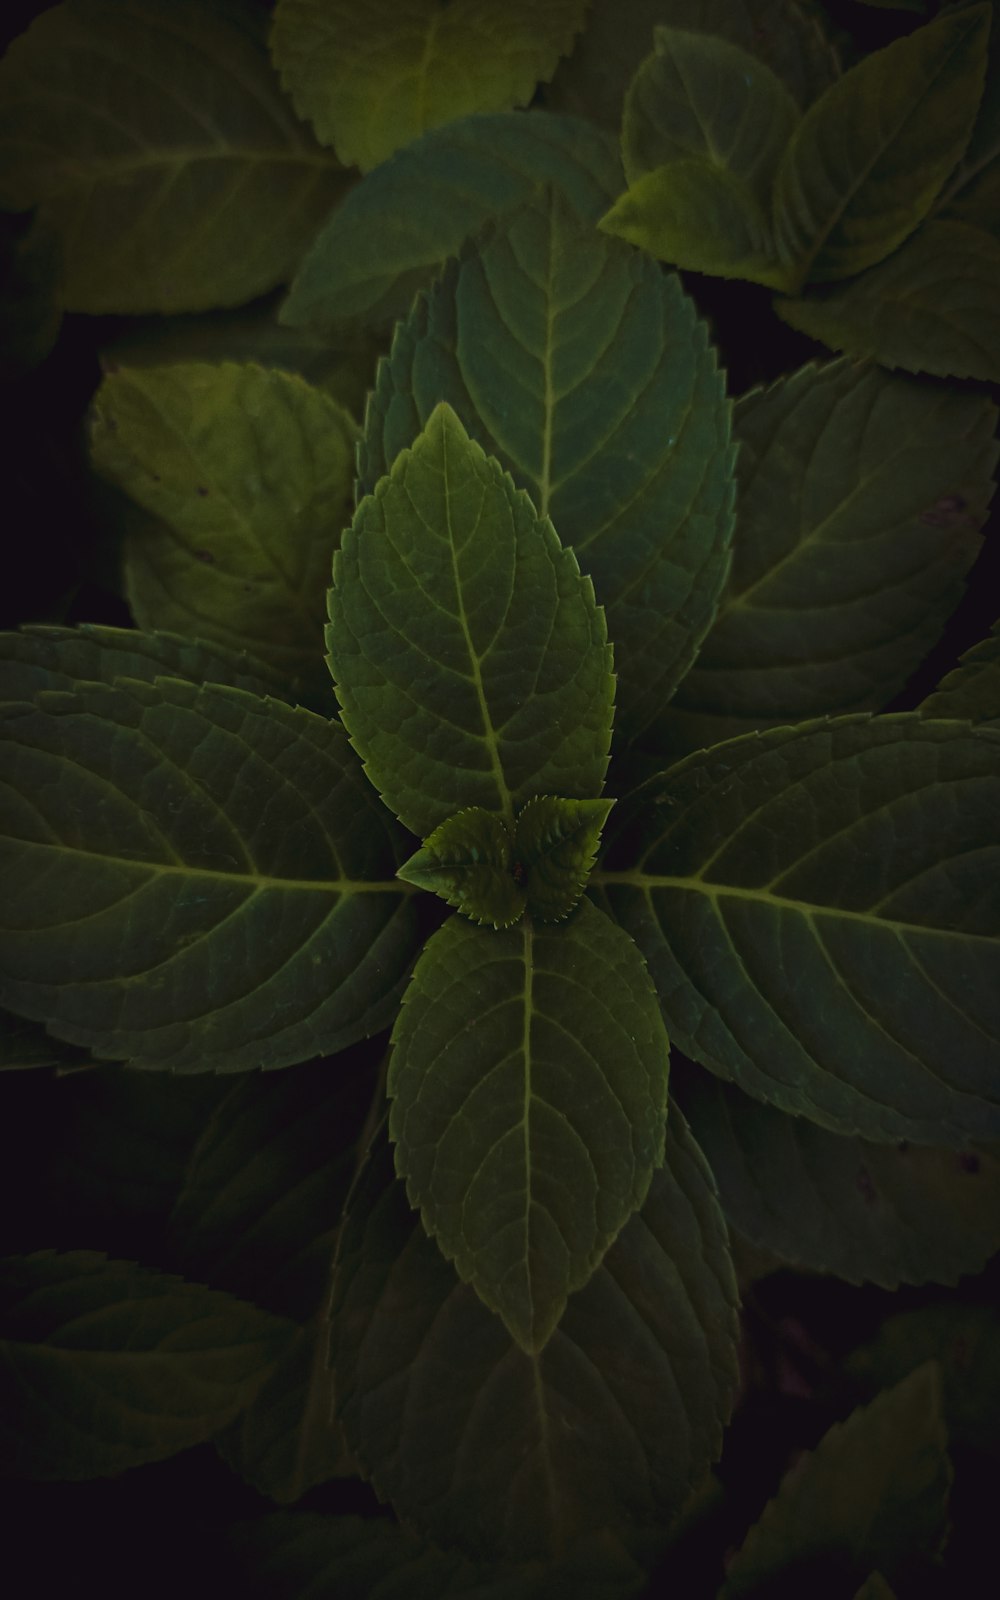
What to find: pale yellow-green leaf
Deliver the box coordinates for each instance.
[270,0,588,172]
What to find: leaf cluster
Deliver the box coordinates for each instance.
[0,2,998,1597]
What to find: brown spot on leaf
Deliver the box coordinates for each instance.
[920,493,968,528]
[196,485,209,497]
[957,1151,981,1175]
[857,1166,877,1204]
[193,548,214,564]
[511,861,526,886]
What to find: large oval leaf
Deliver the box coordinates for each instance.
[0,679,420,1072]
[89,362,357,710]
[658,357,997,755]
[676,1068,1000,1288]
[279,111,622,332]
[359,189,735,746]
[331,1116,739,1560]
[0,0,347,314]
[388,898,670,1352]
[0,1250,289,1479]
[594,715,1000,1145]
[775,217,1000,382]
[771,5,991,288]
[270,0,587,172]
[330,403,614,838]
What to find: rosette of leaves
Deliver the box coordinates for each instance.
[599,3,1000,380]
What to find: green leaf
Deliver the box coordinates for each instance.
[0,678,420,1072]
[599,160,789,288]
[0,213,62,378]
[923,621,1000,728]
[853,1578,897,1600]
[659,358,998,756]
[847,1304,1000,1461]
[677,1069,1000,1287]
[270,0,587,173]
[622,28,800,197]
[594,715,1000,1145]
[330,403,614,839]
[89,362,357,710]
[0,1250,289,1479]
[0,0,348,314]
[771,5,991,289]
[165,1046,378,1318]
[217,1320,357,1504]
[331,1115,739,1559]
[720,1364,952,1596]
[279,111,622,333]
[937,0,1000,236]
[515,797,614,923]
[0,1007,90,1073]
[359,189,735,746]
[775,218,1000,380]
[547,0,838,129]
[398,808,525,929]
[230,1511,645,1599]
[0,622,287,703]
[387,898,669,1352]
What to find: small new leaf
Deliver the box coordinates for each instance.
[397,808,525,929]
[515,796,615,923]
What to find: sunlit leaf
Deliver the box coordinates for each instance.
[677,1069,1000,1287]
[359,189,735,745]
[89,362,357,710]
[0,1250,289,1479]
[772,5,991,288]
[331,1115,739,1558]
[270,0,587,172]
[721,1364,952,1596]
[0,679,420,1072]
[330,403,614,839]
[0,0,348,314]
[388,898,669,1351]
[280,111,622,333]
[594,715,1000,1144]
[659,358,997,755]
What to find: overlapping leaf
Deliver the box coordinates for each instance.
[593,715,1000,1145]
[0,1250,289,1479]
[771,5,991,289]
[677,1069,1000,1287]
[89,362,357,709]
[0,622,285,703]
[936,0,1000,236]
[0,678,420,1072]
[777,217,1000,381]
[546,0,838,129]
[388,898,669,1351]
[0,1008,90,1073]
[922,621,1000,728]
[270,0,587,172]
[279,111,622,332]
[359,190,735,746]
[658,358,997,756]
[330,403,614,839]
[331,1116,739,1559]
[721,1365,952,1596]
[0,0,348,314]
[398,808,524,929]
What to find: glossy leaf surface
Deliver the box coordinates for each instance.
[330,403,614,838]
[0,0,347,313]
[0,679,419,1072]
[359,190,735,745]
[388,898,669,1351]
[595,715,1000,1144]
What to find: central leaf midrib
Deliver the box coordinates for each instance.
[592,870,993,942]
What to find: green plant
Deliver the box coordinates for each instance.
[1,2,999,1597]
